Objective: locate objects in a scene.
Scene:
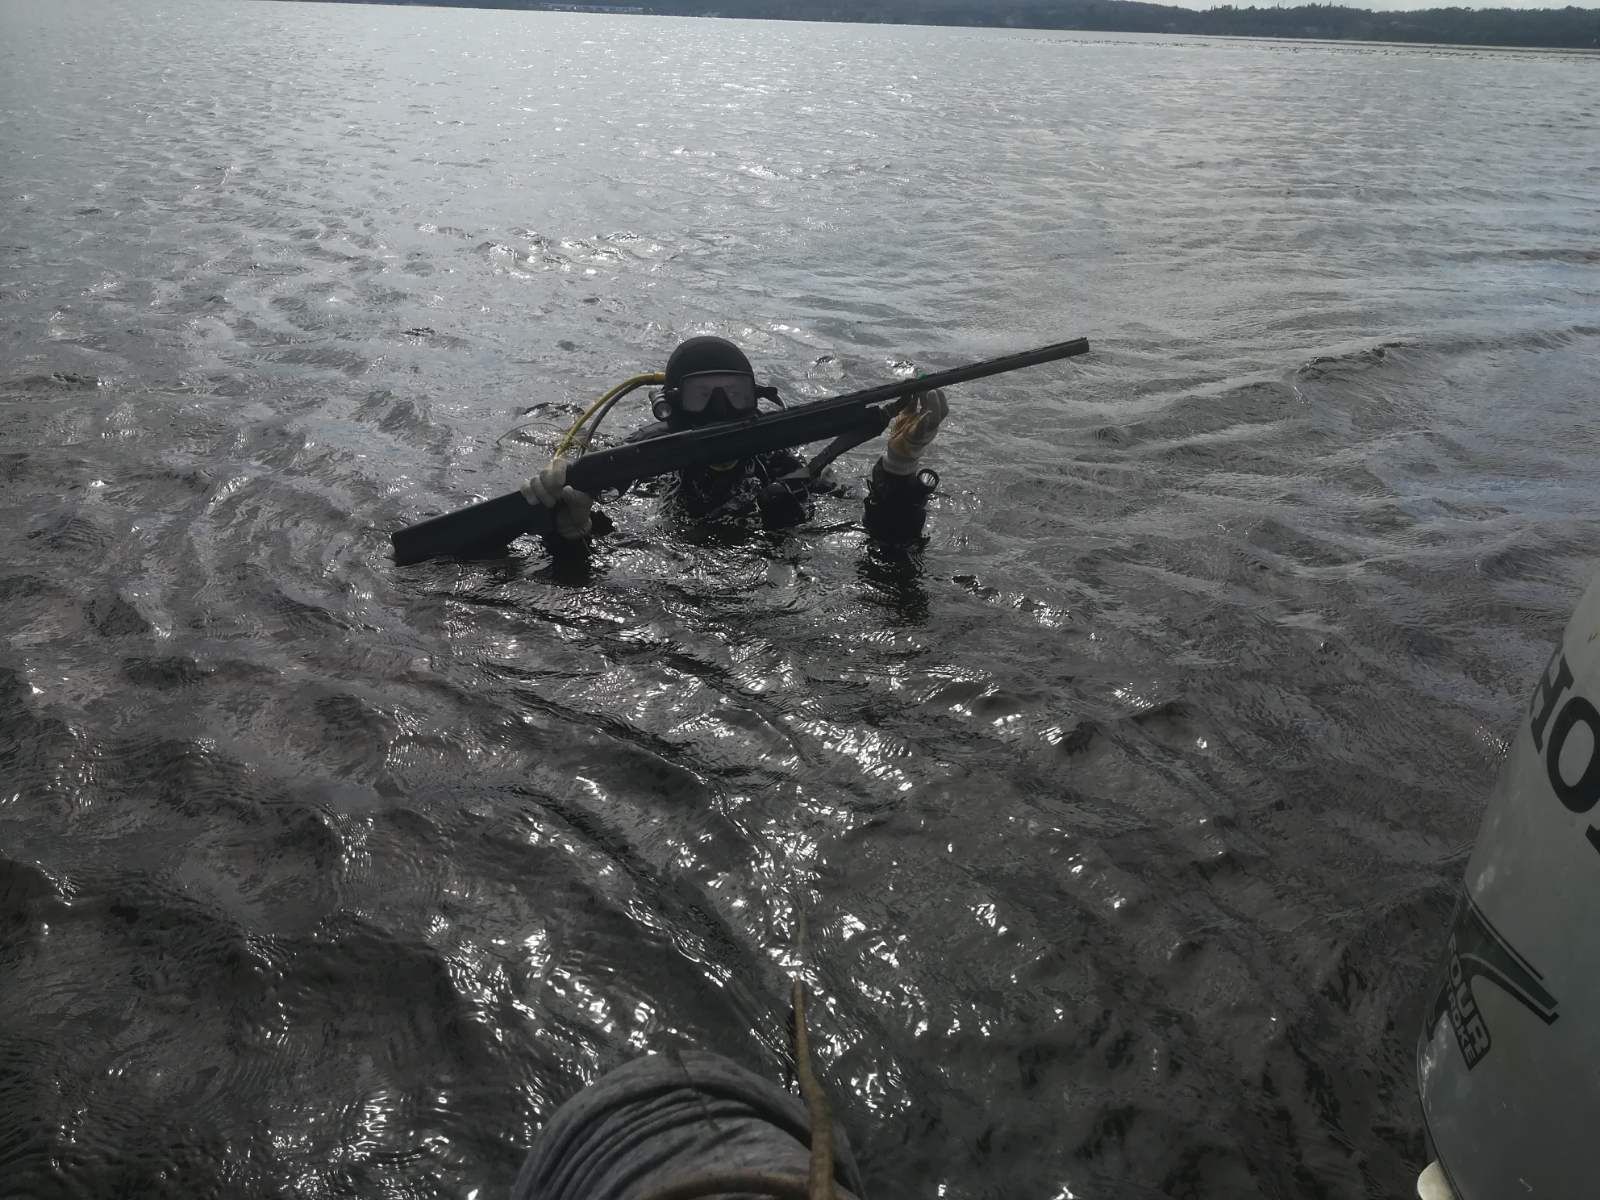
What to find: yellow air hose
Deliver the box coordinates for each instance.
[554,372,665,460]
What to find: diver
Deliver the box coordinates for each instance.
[522,336,948,554]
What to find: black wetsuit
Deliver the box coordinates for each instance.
[546,445,934,555]
[669,448,934,540]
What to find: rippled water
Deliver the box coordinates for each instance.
[3,2,1599,1196]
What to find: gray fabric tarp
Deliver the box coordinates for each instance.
[511,1050,867,1200]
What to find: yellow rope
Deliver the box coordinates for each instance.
[791,980,836,1200]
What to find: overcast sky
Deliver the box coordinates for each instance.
[1156,0,1599,8]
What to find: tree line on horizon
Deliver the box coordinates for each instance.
[299,0,1600,49]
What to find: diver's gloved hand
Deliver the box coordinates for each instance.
[522,458,594,541]
[882,386,948,476]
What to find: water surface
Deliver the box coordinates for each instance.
[3,3,1599,1197]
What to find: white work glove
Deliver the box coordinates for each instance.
[521,458,594,541]
[882,386,948,476]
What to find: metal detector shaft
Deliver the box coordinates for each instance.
[767,335,1090,418]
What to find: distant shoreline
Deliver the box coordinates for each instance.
[280,0,1600,53]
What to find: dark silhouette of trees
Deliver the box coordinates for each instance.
[297,0,1600,51]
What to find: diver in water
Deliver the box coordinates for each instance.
[522,336,947,554]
